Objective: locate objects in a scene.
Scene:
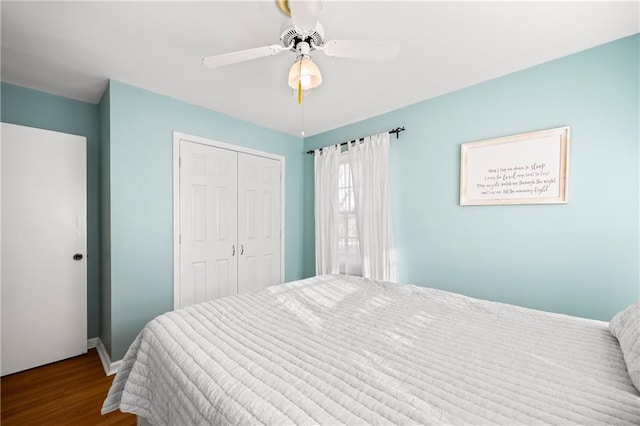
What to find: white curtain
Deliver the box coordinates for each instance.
[348,133,396,281]
[314,144,341,275]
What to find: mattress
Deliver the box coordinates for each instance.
[102,275,640,425]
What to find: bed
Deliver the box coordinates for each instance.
[102,275,640,425]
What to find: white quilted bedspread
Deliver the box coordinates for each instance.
[102,275,640,425]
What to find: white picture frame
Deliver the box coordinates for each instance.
[460,126,570,205]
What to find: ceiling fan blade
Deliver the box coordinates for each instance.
[321,40,399,61]
[202,44,286,68]
[289,0,323,34]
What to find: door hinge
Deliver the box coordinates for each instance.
[179,157,182,168]
[179,233,182,244]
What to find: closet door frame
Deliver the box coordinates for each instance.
[172,131,285,309]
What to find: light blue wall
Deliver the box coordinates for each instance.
[1,82,101,338]
[98,84,112,354]
[3,34,636,359]
[107,81,304,360]
[304,34,640,321]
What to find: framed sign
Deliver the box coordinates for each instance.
[460,126,570,205]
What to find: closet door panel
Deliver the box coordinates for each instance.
[237,153,281,294]
[179,142,238,307]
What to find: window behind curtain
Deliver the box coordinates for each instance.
[338,154,362,276]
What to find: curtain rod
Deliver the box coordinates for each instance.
[305,126,405,155]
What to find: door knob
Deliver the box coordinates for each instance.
[73,253,83,261]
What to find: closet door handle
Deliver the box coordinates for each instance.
[232,245,236,256]
[240,244,244,255]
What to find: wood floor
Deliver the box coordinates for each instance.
[1,349,136,425]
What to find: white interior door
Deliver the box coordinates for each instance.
[179,141,238,308]
[237,153,281,294]
[1,122,87,376]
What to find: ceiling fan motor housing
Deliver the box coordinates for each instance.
[280,23,324,52]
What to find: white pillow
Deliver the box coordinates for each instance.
[609,300,640,391]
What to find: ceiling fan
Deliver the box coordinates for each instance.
[201,0,399,103]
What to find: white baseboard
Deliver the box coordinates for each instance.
[95,337,122,376]
[87,337,98,349]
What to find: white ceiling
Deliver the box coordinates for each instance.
[2,1,638,137]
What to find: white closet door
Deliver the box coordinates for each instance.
[1,123,87,376]
[179,141,238,308]
[237,153,281,294]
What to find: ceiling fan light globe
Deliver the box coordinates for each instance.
[300,75,312,87]
[288,57,323,90]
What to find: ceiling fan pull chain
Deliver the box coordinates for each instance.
[297,57,304,105]
[300,84,306,136]
[298,80,303,105]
